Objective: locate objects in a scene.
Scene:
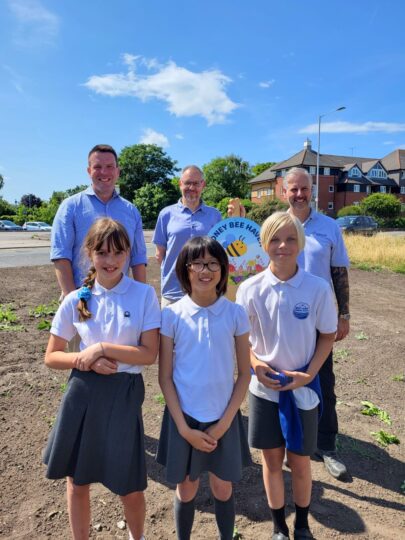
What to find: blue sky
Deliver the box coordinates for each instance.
[1,0,405,204]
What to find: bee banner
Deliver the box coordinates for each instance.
[208,217,269,287]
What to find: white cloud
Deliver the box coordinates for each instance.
[259,79,275,88]
[139,128,169,148]
[84,55,239,125]
[175,133,184,140]
[7,0,59,45]
[383,140,395,145]
[300,121,405,135]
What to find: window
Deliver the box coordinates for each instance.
[366,186,371,194]
[328,202,334,210]
[324,167,330,176]
[353,201,360,206]
[350,167,361,177]
[309,166,316,175]
[329,185,334,192]
[369,167,387,179]
[400,187,405,194]
[281,169,286,177]
[380,186,386,193]
[353,185,360,193]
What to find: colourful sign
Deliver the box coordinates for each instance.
[208,217,269,285]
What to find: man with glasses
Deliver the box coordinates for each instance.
[153,165,222,307]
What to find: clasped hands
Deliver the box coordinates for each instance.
[74,342,117,375]
[255,364,313,391]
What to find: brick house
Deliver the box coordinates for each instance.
[249,141,405,216]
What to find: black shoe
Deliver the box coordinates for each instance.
[294,527,314,539]
[272,533,289,540]
[315,449,348,480]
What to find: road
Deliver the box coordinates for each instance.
[0,231,155,268]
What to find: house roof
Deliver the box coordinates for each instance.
[267,148,375,171]
[381,149,405,172]
[248,168,276,184]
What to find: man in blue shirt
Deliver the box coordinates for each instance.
[153,165,222,306]
[51,144,147,298]
[283,167,350,481]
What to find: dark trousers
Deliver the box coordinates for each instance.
[317,350,338,451]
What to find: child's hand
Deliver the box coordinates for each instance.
[75,343,103,371]
[91,358,118,375]
[184,429,218,453]
[255,365,282,390]
[278,370,312,391]
[205,421,228,442]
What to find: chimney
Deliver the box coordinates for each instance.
[304,138,312,150]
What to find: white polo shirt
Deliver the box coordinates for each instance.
[51,275,161,374]
[161,295,250,422]
[297,210,349,285]
[236,267,337,409]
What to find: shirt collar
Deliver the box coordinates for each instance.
[176,199,207,214]
[84,186,119,200]
[265,266,305,288]
[91,274,131,295]
[181,294,226,316]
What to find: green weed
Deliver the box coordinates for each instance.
[29,300,59,318]
[233,527,242,539]
[334,348,349,361]
[355,331,369,341]
[37,320,52,331]
[154,393,166,406]
[60,383,67,393]
[370,430,400,447]
[0,304,24,331]
[392,374,404,382]
[361,401,391,425]
[400,481,405,495]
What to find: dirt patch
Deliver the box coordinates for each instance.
[0,261,404,539]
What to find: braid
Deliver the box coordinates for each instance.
[77,266,96,321]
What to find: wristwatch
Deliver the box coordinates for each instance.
[339,313,351,320]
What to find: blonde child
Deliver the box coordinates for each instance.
[43,218,160,540]
[236,212,337,540]
[157,236,251,540]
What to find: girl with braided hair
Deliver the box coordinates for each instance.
[43,217,160,540]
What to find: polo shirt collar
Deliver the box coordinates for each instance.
[181,294,226,316]
[176,199,207,214]
[84,186,119,200]
[265,266,305,288]
[92,274,131,295]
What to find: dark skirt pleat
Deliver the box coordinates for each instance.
[156,407,252,484]
[43,369,146,496]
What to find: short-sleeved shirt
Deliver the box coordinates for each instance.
[51,187,147,288]
[153,201,222,301]
[160,295,250,422]
[297,210,349,285]
[236,267,337,409]
[51,275,161,374]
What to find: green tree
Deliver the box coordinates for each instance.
[202,155,251,205]
[133,181,180,228]
[0,197,15,217]
[215,197,254,218]
[118,144,179,202]
[251,162,276,177]
[360,193,401,219]
[20,193,42,208]
[337,205,363,217]
[65,184,88,197]
[0,174,4,191]
[247,199,288,225]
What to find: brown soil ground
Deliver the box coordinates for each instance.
[0,260,404,540]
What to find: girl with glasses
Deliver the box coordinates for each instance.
[157,236,251,540]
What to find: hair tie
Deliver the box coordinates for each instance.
[77,286,92,301]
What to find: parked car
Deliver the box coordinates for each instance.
[0,219,23,231]
[22,221,52,231]
[336,215,378,235]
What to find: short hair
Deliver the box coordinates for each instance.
[260,211,306,252]
[176,236,228,297]
[181,165,204,180]
[283,167,313,190]
[88,144,118,166]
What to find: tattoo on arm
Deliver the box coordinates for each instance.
[331,267,350,315]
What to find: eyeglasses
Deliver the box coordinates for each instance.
[187,261,221,273]
[182,182,203,189]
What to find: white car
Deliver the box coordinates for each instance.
[22,221,52,231]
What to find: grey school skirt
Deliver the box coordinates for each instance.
[43,369,147,496]
[156,407,252,484]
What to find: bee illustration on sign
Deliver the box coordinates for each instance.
[222,234,248,257]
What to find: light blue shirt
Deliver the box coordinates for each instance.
[152,200,222,301]
[51,187,147,287]
[297,210,349,285]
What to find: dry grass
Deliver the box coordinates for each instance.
[343,232,405,273]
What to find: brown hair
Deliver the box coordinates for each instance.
[88,144,118,166]
[77,218,130,321]
[175,236,228,297]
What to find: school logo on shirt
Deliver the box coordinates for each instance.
[293,303,310,319]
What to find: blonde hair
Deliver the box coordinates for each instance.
[260,211,306,252]
[77,218,130,321]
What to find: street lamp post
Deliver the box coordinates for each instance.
[315,106,346,212]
